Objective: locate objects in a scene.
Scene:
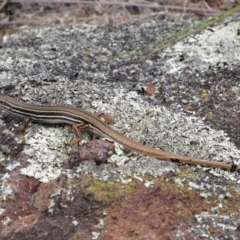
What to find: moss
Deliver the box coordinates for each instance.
[201,91,210,102]
[74,176,137,203]
[66,178,75,186]
[176,168,196,179]
[73,231,83,239]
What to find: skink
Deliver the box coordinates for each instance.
[0,95,239,171]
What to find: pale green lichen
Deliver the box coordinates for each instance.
[21,125,75,182]
[0,173,12,201]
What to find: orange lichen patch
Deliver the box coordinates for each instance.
[145,83,157,95]
[182,103,194,111]
[100,178,210,240]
